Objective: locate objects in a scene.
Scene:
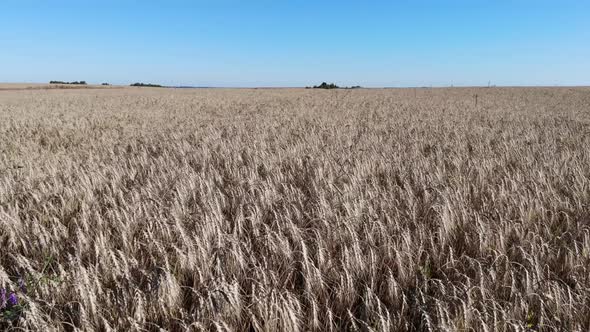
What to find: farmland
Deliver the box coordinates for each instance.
[1,86,590,330]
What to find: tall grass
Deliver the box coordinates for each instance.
[1,87,590,331]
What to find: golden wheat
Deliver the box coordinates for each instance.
[1,86,590,331]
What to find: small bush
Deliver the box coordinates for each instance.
[313,82,339,89]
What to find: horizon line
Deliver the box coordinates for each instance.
[2,82,590,90]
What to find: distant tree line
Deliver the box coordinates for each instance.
[49,81,87,85]
[130,83,163,88]
[306,82,362,89]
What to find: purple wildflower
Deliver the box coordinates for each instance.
[18,277,27,294]
[7,292,18,307]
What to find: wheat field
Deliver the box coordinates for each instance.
[1,86,590,331]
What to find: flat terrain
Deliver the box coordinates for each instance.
[0,83,122,91]
[1,87,590,331]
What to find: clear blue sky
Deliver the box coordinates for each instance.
[1,1,589,87]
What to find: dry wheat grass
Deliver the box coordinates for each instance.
[1,87,590,331]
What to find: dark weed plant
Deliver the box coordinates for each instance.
[1,258,57,328]
[0,277,27,326]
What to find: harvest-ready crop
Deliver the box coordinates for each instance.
[1,86,589,330]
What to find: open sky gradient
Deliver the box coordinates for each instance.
[1,0,589,87]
